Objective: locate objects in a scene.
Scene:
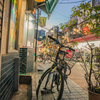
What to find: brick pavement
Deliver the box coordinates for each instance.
[69,63,88,91]
[32,62,89,100]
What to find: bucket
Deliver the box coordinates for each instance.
[88,90,100,100]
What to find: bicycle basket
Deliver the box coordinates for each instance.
[65,50,78,69]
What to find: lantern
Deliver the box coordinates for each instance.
[35,0,45,2]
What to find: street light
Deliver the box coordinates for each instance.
[35,0,45,2]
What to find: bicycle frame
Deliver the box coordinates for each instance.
[42,45,71,92]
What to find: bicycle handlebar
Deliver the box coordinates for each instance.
[48,35,75,52]
[48,35,60,44]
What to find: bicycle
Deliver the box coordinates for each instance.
[36,36,75,100]
[37,53,45,63]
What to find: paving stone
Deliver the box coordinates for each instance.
[32,97,37,100]
[77,98,86,100]
[84,97,88,100]
[62,98,70,100]
[32,62,88,100]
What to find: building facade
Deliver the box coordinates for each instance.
[63,0,100,49]
[0,0,36,99]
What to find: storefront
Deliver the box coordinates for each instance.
[19,12,36,73]
[23,12,35,48]
[0,0,22,100]
[70,34,100,48]
[77,40,100,49]
[70,34,100,62]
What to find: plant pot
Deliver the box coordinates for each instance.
[88,90,100,100]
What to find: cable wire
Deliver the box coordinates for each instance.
[59,0,90,4]
[53,0,89,19]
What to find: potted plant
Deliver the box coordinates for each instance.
[60,1,100,100]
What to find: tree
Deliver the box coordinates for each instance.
[60,0,100,94]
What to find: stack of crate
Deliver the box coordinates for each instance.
[19,48,27,73]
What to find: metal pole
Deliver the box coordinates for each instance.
[92,0,95,7]
[60,32,62,43]
[26,14,29,47]
[57,26,58,40]
[56,26,59,44]
[35,8,39,62]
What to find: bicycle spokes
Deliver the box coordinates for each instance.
[37,70,63,100]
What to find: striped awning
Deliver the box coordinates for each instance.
[70,34,100,42]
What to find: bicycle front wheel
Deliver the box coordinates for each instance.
[36,67,64,100]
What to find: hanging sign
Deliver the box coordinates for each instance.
[38,17,47,27]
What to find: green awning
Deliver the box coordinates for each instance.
[37,0,59,17]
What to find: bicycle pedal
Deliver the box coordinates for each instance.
[41,90,55,95]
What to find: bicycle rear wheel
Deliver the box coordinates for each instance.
[36,67,64,100]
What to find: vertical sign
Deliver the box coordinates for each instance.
[9,0,17,50]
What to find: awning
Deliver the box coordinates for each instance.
[70,34,100,42]
[37,0,59,17]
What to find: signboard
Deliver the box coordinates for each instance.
[82,26,89,35]
[38,17,47,27]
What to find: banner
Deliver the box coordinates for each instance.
[82,26,89,35]
[38,17,47,27]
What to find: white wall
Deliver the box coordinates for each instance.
[77,40,100,49]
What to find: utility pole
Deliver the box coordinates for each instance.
[92,0,95,7]
[57,26,58,40]
[35,8,39,62]
[56,26,59,44]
